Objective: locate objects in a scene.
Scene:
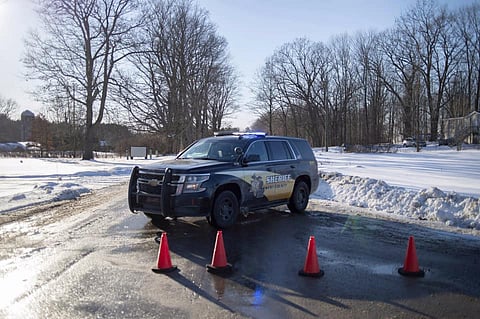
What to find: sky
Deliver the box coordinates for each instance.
[0,0,476,129]
[1,143,479,233]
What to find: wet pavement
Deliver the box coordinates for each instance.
[0,184,479,318]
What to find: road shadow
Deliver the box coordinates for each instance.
[146,208,480,318]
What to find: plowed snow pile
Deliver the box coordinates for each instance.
[314,172,479,229]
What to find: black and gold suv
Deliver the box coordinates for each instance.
[128,132,319,228]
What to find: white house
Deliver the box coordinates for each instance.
[441,111,480,144]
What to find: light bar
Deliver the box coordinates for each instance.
[214,131,267,138]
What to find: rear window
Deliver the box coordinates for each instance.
[290,139,315,160]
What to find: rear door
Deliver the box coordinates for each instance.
[263,140,296,201]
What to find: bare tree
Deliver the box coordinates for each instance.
[0,96,20,142]
[115,0,236,152]
[354,31,389,144]
[31,114,53,156]
[24,0,141,159]
[251,59,281,134]
[396,0,461,141]
[250,0,477,148]
[377,27,422,141]
[0,95,18,118]
[329,35,359,147]
[207,64,238,133]
[267,38,331,145]
[455,3,480,113]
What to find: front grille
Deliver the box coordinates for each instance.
[138,178,163,194]
[137,169,165,196]
[130,168,182,215]
[138,182,162,195]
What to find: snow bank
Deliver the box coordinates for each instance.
[0,157,142,213]
[314,172,480,230]
[0,156,178,214]
[5,181,91,213]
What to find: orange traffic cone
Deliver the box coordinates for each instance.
[206,231,232,275]
[398,236,424,277]
[152,233,177,274]
[299,236,324,278]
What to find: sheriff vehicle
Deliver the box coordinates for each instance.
[128,132,319,228]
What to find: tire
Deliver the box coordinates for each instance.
[287,180,310,214]
[127,167,139,213]
[211,191,239,229]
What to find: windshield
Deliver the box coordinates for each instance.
[178,138,246,162]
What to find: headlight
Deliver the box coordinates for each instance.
[175,174,210,194]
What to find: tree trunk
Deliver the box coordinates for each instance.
[83,124,95,160]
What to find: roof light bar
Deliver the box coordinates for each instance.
[232,132,266,137]
[213,131,267,138]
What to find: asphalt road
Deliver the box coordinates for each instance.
[0,184,479,319]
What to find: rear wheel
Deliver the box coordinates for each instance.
[287,180,310,214]
[211,191,239,229]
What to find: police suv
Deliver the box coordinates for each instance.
[128,132,319,228]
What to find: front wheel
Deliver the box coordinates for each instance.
[287,180,310,214]
[211,191,239,229]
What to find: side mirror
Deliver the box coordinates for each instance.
[234,147,243,155]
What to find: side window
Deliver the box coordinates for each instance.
[266,141,293,161]
[290,139,315,160]
[245,141,268,162]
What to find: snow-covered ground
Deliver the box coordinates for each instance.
[0,155,162,213]
[313,146,480,231]
[0,145,479,232]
